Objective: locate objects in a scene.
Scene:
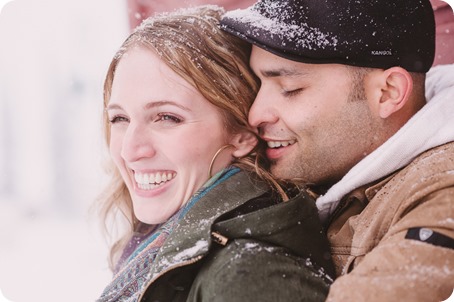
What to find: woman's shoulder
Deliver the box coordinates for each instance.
[187,237,332,302]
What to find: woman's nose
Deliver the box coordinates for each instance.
[120,123,156,162]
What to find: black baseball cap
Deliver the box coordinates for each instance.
[220,0,435,72]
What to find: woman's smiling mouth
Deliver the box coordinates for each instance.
[134,171,176,190]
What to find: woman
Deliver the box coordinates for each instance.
[97,6,334,302]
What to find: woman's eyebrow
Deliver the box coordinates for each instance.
[106,100,191,112]
[144,100,191,112]
[106,103,123,111]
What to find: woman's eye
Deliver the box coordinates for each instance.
[109,116,129,124]
[282,88,303,97]
[156,113,182,123]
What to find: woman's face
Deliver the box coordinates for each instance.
[107,47,235,224]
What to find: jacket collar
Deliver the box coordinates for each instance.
[147,169,269,283]
[213,191,336,278]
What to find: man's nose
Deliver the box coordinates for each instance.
[248,88,279,130]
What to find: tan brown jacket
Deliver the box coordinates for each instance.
[326,142,454,302]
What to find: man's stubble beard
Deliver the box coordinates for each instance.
[268,66,370,186]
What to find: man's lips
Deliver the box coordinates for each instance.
[266,139,296,148]
[264,139,296,160]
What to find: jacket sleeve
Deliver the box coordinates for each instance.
[188,239,332,302]
[327,187,454,302]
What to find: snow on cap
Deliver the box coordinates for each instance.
[221,0,435,72]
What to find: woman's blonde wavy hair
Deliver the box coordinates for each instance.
[98,5,287,270]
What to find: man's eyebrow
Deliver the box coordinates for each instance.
[106,100,191,111]
[260,68,309,78]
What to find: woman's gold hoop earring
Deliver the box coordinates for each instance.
[208,144,234,178]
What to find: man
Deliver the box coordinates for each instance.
[221,0,454,300]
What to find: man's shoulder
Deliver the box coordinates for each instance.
[368,141,454,211]
[409,141,454,168]
[389,141,454,191]
[328,141,454,239]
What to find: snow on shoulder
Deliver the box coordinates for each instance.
[172,240,209,262]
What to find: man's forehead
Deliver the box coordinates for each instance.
[250,46,311,78]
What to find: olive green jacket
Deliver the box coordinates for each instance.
[139,170,334,301]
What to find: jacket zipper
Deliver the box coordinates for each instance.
[138,231,230,301]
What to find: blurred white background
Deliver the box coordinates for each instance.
[0,0,129,301]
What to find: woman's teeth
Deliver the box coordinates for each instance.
[134,171,176,190]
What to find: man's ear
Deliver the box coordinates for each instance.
[229,131,258,158]
[376,67,413,119]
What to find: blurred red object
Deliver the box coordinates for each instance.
[430,0,454,65]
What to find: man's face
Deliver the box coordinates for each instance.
[249,46,384,187]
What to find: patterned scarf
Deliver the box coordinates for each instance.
[97,167,239,302]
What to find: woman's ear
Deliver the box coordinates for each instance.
[377,67,413,119]
[229,131,258,158]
